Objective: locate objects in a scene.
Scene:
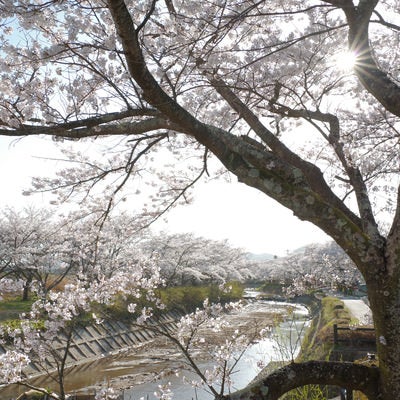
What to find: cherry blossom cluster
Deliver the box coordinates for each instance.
[0,278,24,300]
[0,253,163,394]
[0,350,30,384]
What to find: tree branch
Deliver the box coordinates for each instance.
[107,0,385,275]
[106,0,228,155]
[372,10,400,32]
[208,76,363,232]
[0,109,160,137]
[339,1,400,117]
[268,94,381,239]
[225,361,380,400]
[320,0,354,6]
[50,117,183,139]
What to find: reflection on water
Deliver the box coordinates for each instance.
[0,300,309,399]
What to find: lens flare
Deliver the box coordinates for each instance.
[333,50,358,72]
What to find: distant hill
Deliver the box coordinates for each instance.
[245,244,323,262]
[289,245,310,254]
[245,252,276,261]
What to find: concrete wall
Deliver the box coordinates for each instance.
[0,311,182,379]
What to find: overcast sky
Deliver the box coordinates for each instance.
[0,136,329,256]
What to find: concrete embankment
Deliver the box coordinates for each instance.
[0,311,182,379]
[1,299,311,399]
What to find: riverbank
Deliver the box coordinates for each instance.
[296,296,350,362]
[100,301,307,397]
[246,288,321,316]
[254,296,376,400]
[122,300,310,400]
[247,294,320,382]
[2,300,307,399]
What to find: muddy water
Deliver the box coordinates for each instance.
[0,301,309,399]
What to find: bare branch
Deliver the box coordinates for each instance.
[320,0,354,7]
[372,10,400,32]
[136,0,157,33]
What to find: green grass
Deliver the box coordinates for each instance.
[0,282,244,326]
[297,297,353,362]
[0,296,34,322]
[286,297,357,399]
[98,282,244,321]
[159,281,244,312]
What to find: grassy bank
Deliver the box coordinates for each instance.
[284,296,374,400]
[0,296,34,322]
[297,296,354,362]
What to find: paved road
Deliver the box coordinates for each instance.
[342,298,372,324]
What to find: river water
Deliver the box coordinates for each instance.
[1,298,310,399]
[121,301,309,400]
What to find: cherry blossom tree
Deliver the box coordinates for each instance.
[0,253,163,399]
[0,0,399,398]
[141,233,255,285]
[0,251,259,400]
[259,242,363,295]
[63,208,147,280]
[0,203,152,290]
[0,207,76,300]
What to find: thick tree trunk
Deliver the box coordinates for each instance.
[365,248,400,400]
[106,1,400,398]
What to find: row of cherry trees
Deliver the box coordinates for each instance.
[0,207,255,302]
[0,206,357,305]
[261,242,364,296]
[0,206,361,399]
[0,207,267,399]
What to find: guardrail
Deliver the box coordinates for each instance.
[333,324,375,347]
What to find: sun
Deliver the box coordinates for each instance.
[332,50,358,72]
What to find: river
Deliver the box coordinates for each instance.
[122,301,309,400]
[1,299,310,399]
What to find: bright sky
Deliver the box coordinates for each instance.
[0,135,329,256]
[157,181,329,255]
